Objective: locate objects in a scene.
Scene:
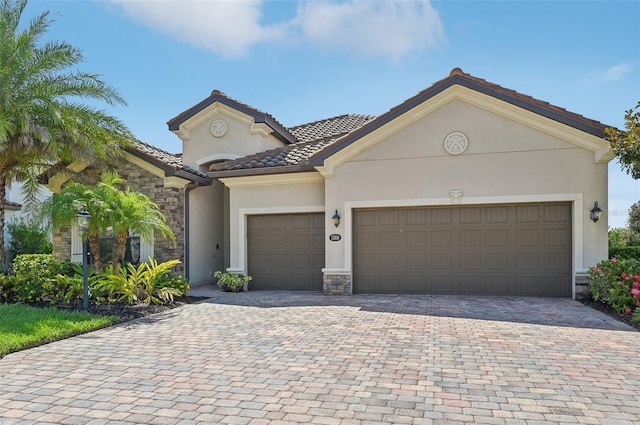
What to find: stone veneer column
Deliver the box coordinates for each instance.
[574,272,590,300]
[323,273,352,295]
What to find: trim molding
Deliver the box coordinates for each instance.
[233,206,325,274]
[338,193,584,298]
[220,172,324,188]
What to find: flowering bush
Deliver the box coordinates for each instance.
[589,258,640,315]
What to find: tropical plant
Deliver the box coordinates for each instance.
[607,101,640,179]
[95,258,186,305]
[214,271,251,293]
[0,0,132,267]
[42,172,174,273]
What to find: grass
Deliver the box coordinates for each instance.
[0,304,120,357]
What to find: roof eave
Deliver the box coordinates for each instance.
[310,73,611,166]
[209,164,316,179]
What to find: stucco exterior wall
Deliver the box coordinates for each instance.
[182,112,285,170]
[222,175,325,274]
[323,100,608,281]
[187,181,225,285]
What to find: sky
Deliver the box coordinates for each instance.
[22,0,640,228]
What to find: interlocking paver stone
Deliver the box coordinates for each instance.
[1,292,639,424]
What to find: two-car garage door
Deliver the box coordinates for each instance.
[353,203,572,296]
[246,203,572,296]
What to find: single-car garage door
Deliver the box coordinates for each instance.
[354,203,571,296]
[248,213,324,290]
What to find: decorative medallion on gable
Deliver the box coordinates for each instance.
[443,131,468,155]
[210,119,228,138]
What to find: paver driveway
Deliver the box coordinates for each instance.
[1,292,639,425]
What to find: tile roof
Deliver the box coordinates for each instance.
[209,68,612,177]
[130,141,211,183]
[209,114,375,175]
[289,114,376,142]
[310,68,612,165]
[167,90,296,144]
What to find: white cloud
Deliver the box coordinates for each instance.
[585,63,635,84]
[111,0,285,59]
[292,1,445,61]
[110,0,445,61]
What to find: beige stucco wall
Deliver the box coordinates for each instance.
[222,175,325,274]
[324,99,609,281]
[187,182,225,285]
[181,112,285,170]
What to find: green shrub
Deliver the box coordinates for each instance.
[95,258,188,305]
[589,257,640,315]
[44,265,103,306]
[7,218,52,261]
[609,246,640,260]
[0,274,16,303]
[12,254,74,303]
[214,271,251,293]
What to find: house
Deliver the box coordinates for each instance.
[50,68,613,298]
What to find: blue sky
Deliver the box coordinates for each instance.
[24,0,640,228]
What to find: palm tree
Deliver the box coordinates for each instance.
[111,187,175,274]
[42,172,175,273]
[0,0,132,266]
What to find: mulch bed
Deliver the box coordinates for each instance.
[579,298,639,330]
[40,296,211,322]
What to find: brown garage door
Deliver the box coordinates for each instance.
[248,213,324,290]
[353,203,571,296]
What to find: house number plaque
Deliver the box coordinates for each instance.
[329,234,341,242]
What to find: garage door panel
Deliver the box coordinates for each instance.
[516,229,539,246]
[516,252,539,269]
[544,228,569,246]
[248,213,324,291]
[544,252,570,271]
[486,229,509,247]
[460,252,482,270]
[485,253,509,270]
[431,230,452,247]
[354,203,571,296]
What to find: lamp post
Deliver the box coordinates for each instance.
[77,211,91,310]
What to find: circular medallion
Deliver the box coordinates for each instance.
[443,131,468,155]
[210,119,227,138]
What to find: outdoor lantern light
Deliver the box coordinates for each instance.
[332,210,341,228]
[77,211,91,310]
[590,202,603,223]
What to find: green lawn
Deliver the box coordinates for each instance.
[0,304,119,357]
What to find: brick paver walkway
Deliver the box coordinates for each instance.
[1,292,639,424]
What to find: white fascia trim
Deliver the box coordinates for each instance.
[221,172,324,188]
[196,153,242,167]
[234,205,325,274]
[339,193,584,296]
[164,176,191,189]
[176,103,273,142]
[319,86,612,175]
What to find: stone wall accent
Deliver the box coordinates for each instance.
[112,158,186,273]
[575,273,590,300]
[53,225,71,262]
[52,158,186,274]
[323,273,352,295]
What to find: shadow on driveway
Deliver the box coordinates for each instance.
[200,290,636,332]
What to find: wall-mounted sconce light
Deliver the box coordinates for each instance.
[332,210,341,227]
[590,202,603,223]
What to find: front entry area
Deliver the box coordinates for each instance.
[353,203,572,296]
[247,213,324,290]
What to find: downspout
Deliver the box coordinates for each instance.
[184,182,200,281]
